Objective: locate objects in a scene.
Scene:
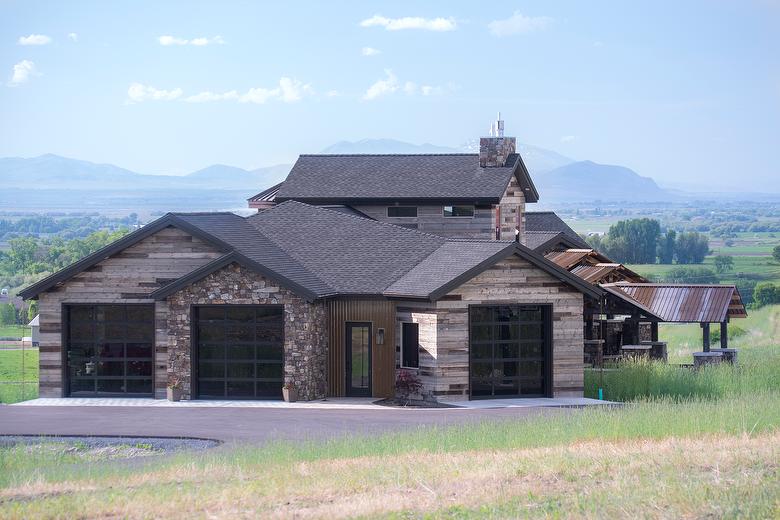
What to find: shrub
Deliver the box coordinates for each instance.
[395,369,423,404]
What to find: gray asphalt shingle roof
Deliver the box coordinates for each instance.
[274,154,538,203]
[21,202,599,302]
[247,201,446,295]
[525,212,589,248]
[384,240,514,298]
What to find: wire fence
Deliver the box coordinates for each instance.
[0,327,39,404]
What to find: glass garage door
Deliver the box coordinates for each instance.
[469,305,551,398]
[65,304,155,397]
[194,305,284,399]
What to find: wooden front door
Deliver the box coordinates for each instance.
[345,322,372,397]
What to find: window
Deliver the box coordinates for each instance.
[401,322,419,368]
[387,206,417,218]
[443,205,475,217]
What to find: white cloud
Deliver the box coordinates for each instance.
[127,83,183,103]
[361,46,381,56]
[420,85,441,96]
[360,15,456,31]
[158,35,225,46]
[68,32,79,42]
[240,87,278,104]
[593,41,604,48]
[560,135,578,143]
[8,60,37,86]
[363,69,399,100]
[325,90,340,97]
[18,34,51,45]
[488,12,552,37]
[131,78,315,105]
[185,90,239,103]
[363,71,450,100]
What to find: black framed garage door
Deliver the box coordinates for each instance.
[469,304,552,399]
[65,304,155,397]
[193,305,284,399]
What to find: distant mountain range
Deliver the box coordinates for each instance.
[0,154,290,191]
[2,140,768,214]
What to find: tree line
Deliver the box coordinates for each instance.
[0,228,130,295]
[583,218,710,265]
[0,214,138,241]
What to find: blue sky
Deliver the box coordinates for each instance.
[1,1,778,190]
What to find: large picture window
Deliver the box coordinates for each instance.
[401,322,420,368]
[65,304,154,397]
[469,305,551,398]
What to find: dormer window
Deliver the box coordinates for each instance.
[387,206,417,218]
[443,205,474,218]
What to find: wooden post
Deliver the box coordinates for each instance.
[702,323,710,352]
[651,321,659,342]
[585,316,594,341]
[720,321,728,349]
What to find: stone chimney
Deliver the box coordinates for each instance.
[479,112,516,167]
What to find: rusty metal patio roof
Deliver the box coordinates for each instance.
[601,283,748,323]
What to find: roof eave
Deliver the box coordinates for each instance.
[512,154,540,203]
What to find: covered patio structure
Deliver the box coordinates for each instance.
[600,282,748,364]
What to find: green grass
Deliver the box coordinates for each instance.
[0,325,29,338]
[586,305,780,401]
[628,256,780,285]
[1,393,778,517]
[0,348,39,404]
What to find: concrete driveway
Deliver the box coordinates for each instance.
[0,405,567,444]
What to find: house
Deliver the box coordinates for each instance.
[28,314,40,346]
[21,116,603,401]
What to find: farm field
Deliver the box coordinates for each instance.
[0,348,38,404]
[0,325,29,338]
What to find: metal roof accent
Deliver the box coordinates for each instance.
[571,263,646,284]
[601,283,747,323]
[545,249,614,270]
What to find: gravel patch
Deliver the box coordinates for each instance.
[0,435,220,460]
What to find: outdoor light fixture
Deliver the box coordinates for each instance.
[376,328,385,345]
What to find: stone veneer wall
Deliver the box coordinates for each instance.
[479,136,517,167]
[166,263,328,400]
[498,176,526,243]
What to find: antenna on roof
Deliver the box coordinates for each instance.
[490,112,505,137]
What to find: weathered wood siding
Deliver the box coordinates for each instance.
[396,304,438,398]
[37,227,222,398]
[432,254,584,400]
[352,205,495,239]
[327,299,396,398]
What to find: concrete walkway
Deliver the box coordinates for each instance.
[0,405,571,444]
[12,396,610,410]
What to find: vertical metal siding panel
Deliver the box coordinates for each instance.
[326,299,396,398]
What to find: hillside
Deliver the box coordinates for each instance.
[536,160,672,201]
